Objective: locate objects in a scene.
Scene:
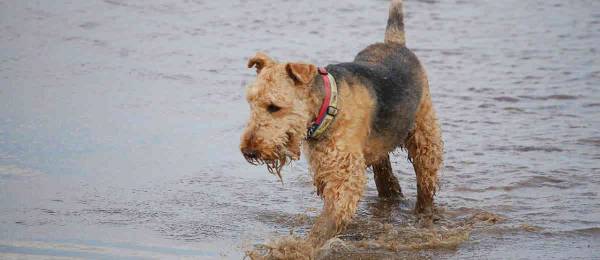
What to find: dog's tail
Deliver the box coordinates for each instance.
[384,0,406,46]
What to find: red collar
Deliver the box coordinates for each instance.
[307,67,338,138]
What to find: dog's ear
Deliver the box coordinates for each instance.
[247,52,275,74]
[286,63,317,85]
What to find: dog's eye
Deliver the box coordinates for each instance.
[267,104,281,113]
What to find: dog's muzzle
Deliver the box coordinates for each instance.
[241,147,259,161]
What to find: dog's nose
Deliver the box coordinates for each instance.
[242,147,258,159]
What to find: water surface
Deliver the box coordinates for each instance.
[1,0,599,259]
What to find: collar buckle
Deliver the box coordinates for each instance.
[326,106,338,116]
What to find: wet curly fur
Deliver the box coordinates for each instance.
[240,0,443,250]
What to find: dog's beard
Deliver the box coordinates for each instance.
[243,150,293,182]
[242,131,304,181]
[244,136,302,181]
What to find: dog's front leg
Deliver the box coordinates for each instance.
[307,150,367,247]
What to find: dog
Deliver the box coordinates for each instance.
[240,0,443,246]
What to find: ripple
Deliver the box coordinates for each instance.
[519,95,579,100]
[488,145,564,153]
[0,164,43,178]
[582,103,600,108]
[493,96,520,102]
[576,137,600,147]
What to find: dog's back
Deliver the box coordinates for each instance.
[326,0,427,149]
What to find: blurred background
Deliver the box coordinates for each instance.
[1,0,599,258]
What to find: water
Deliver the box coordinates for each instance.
[1,0,599,259]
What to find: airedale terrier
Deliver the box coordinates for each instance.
[240,0,443,246]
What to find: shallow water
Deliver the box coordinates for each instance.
[1,0,599,259]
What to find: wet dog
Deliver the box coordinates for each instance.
[240,0,443,246]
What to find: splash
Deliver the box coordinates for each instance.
[246,209,504,259]
[246,236,313,260]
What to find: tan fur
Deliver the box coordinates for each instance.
[405,72,443,217]
[384,27,405,45]
[384,0,406,45]
[364,137,396,164]
[286,63,317,85]
[248,52,276,74]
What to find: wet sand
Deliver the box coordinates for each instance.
[1,0,599,259]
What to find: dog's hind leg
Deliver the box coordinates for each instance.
[371,154,403,198]
[406,83,443,218]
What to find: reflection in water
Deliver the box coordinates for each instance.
[0,0,599,259]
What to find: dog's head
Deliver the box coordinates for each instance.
[240,52,319,177]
